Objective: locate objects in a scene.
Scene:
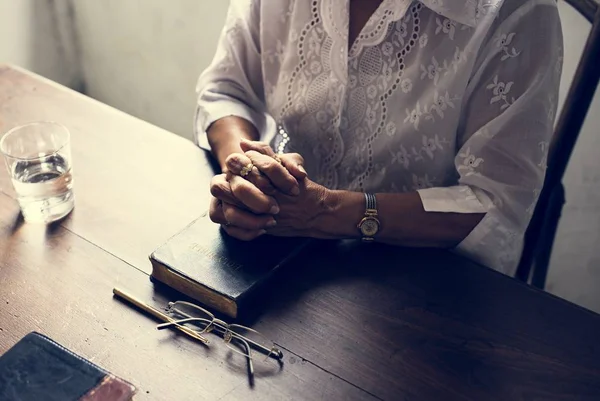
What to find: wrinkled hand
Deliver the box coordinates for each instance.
[211,140,331,239]
[209,172,279,240]
[238,138,307,181]
[262,176,331,238]
[209,140,308,240]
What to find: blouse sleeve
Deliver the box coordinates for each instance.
[194,0,273,150]
[416,0,564,275]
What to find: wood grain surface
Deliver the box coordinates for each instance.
[0,193,373,401]
[0,64,215,272]
[1,64,600,401]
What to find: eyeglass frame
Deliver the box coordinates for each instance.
[157,300,283,375]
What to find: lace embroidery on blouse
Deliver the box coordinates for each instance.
[195,0,564,276]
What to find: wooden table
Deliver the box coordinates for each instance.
[1,64,599,401]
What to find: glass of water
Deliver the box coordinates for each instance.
[0,122,74,223]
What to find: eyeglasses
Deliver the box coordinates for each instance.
[112,288,283,378]
[157,300,283,375]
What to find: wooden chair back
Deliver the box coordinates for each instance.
[517,0,600,281]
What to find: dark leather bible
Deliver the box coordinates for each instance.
[149,213,311,318]
[0,332,136,401]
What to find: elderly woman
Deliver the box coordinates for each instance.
[194,0,563,276]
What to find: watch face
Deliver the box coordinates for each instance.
[360,218,379,236]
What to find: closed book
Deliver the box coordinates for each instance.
[0,332,136,401]
[149,213,311,318]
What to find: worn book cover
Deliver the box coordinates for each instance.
[149,213,311,318]
[0,332,136,401]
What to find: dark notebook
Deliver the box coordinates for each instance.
[150,213,311,318]
[0,332,136,401]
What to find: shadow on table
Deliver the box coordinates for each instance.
[146,277,285,389]
[241,239,474,323]
[8,211,24,233]
[143,237,600,399]
[145,236,494,327]
[5,207,71,237]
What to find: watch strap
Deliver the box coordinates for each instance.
[365,193,377,211]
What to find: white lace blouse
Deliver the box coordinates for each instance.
[194,0,564,276]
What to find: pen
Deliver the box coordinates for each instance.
[112,287,209,345]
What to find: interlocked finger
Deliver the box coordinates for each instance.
[209,196,268,241]
[225,153,276,195]
[240,138,278,158]
[240,140,306,181]
[210,174,246,209]
[222,202,277,230]
[245,150,300,195]
[225,152,257,177]
[208,196,228,226]
[279,152,307,180]
[228,174,280,214]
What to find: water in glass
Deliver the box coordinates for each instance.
[11,154,74,223]
[1,122,74,223]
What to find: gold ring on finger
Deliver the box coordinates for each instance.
[273,154,282,164]
[240,163,254,177]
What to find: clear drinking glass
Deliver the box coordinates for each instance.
[0,122,74,223]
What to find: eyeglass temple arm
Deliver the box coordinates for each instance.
[160,317,282,360]
[157,317,213,331]
[236,336,254,377]
[168,302,283,359]
[158,317,255,376]
[112,288,209,344]
[232,332,282,360]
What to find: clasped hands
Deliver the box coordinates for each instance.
[209,139,330,240]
